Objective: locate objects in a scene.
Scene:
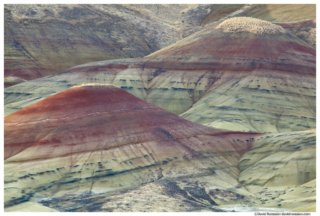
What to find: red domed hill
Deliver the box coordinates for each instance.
[4,83,218,160]
[4,84,262,210]
[4,17,316,133]
[145,17,315,74]
[146,17,316,133]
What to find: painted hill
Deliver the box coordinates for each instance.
[4,4,213,87]
[200,5,316,48]
[238,129,316,212]
[4,77,27,88]
[5,17,316,134]
[175,17,316,133]
[275,19,316,48]
[4,84,262,211]
[3,5,316,212]
[4,4,316,88]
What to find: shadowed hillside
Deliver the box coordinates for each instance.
[4,4,213,87]
[3,5,316,213]
[276,19,316,48]
[5,17,315,133]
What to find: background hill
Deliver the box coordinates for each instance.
[3,4,317,213]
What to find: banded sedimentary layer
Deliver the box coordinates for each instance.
[3,4,316,212]
[200,5,316,48]
[5,17,316,134]
[4,4,213,87]
[4,84,261,211]
[276,19,316,48]
[238,129,316,212]
[4,77,27,88]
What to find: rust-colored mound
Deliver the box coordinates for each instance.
[4,83,217,160]
[5,17,315,134]
[4,84,263,210]
[146,17,315,75]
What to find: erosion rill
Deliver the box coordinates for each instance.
[5,84,261,211]
[239,129,316,212]
[3,15,316,212]
[5,17,316,133]
[4,4,214,87]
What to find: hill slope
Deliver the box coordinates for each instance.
[5,17,316,134]
[5,84,262,211]
[4,4,213,87]
[237,129,316,212]
[275,19,316,48]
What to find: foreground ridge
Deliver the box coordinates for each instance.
[5,85,262,211]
